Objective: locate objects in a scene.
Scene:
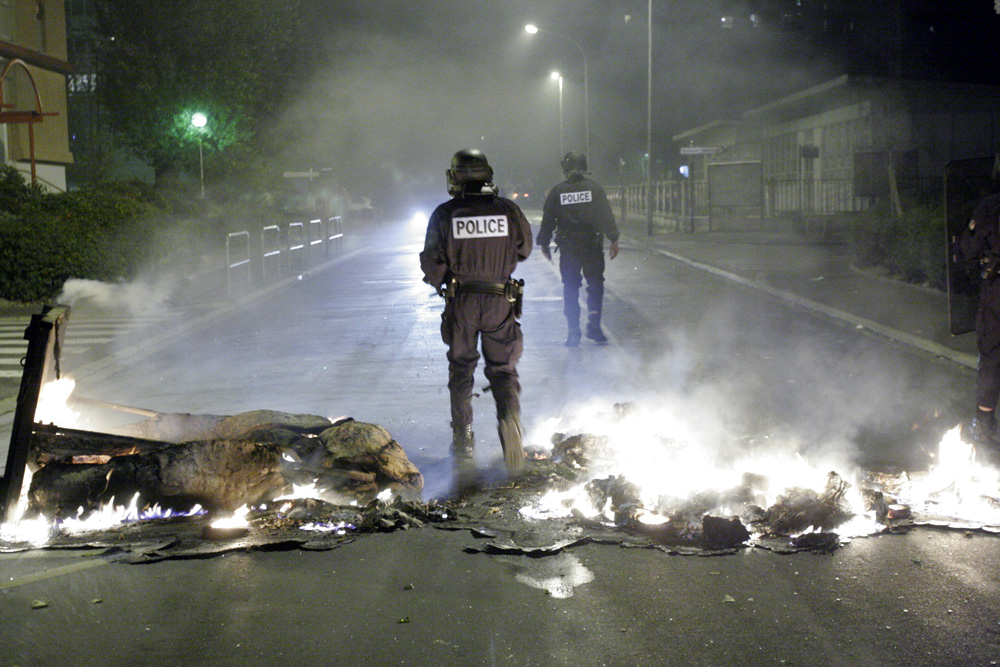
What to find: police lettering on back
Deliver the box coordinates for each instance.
[560,190,592,206]
[452,214,508,239]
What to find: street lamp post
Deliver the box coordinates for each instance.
[526,24,589,159]
[191,112,207,198]
[550,71,564,157]
[645,0,653,236]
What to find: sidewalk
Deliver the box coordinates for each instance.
[616,218,978,370]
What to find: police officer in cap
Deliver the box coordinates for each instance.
[420,149,533,487]
[538,151,620,346]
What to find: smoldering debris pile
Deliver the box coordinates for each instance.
[519,404,938,553]
[25,409,424,520]
[559,467,861,551]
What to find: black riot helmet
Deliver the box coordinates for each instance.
[561,151,588,176]
[447,148,495,196]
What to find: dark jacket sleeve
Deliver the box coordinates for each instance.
[511,202,534,262]
[419,206,450,287]
[592,184,619,242]
[957,195,1000,271]
[537,188,559,247]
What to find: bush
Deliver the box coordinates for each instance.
[850,202,947,290]
[0,168,287,303]
[0,168,161,302]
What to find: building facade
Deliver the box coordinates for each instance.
[675,75,1000,218]
[0,0,72,191]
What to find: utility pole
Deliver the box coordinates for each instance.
[646,0,653,236]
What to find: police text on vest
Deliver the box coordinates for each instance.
[452,215,508,239]
[560,190,592,205]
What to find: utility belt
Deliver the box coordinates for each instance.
[981,254,1000,281]
[444,278,525,318]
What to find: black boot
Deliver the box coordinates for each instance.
[498,413,524,476]
[965,410,998,448]
[565,316,581,347]
[585,313,607,344]
[451,423,477,492]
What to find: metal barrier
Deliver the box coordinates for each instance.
[308,218,325,263]
[288,222,306,275]
[1,305,68,523]
[327,215,344,255]
[226,231,252,299]
[261,224,282,284]
[221,217,346,298]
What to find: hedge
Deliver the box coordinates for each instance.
[0,168,161,302]
[849,203,947,290]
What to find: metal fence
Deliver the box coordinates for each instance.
[225,216,345,299]
[608,177,940,231]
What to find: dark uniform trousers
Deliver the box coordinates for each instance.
[977,279,1000,408]
[442,291,522,428]
[558,235,606,328]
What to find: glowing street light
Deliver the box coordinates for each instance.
[525,23,589,159]
[550,71,564,157]
[191,112,207,197]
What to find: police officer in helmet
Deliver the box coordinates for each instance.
[420,149,533,489]
[538,151,620,346]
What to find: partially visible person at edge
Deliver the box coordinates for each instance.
[537,151,620,346]
[419,149,533,491]
[956,190,1000,451]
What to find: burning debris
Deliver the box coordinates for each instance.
[23,410,424,521]
[517,402,1000,553]
[2,400,448,559]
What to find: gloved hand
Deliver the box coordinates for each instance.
[541,245,552,263]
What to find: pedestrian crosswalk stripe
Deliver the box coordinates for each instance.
[0,314,174,381]
[0,336,108,345]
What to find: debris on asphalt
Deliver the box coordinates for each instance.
[24,410,425,520]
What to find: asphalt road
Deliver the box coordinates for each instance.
[2,526,999,666]
[1,214,998,666]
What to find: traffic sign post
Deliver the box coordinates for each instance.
[680,146,725,156]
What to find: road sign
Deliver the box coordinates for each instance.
[680,146,725,156]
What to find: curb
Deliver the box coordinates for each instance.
[625,237,977,371]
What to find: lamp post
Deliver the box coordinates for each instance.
[526,23,589,159]
[645,0,653,236]
[550,71,564,157]
[191,112,207,198]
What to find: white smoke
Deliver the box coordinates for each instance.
[57,276,179,319]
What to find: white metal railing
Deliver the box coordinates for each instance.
[327,215,343,254]
[223,218,347,298]
[308,218,324,263]
[287,221,306,275]
[225,231,252,299]
[261,224,282,284]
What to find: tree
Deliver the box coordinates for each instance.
[95,0,304,183]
